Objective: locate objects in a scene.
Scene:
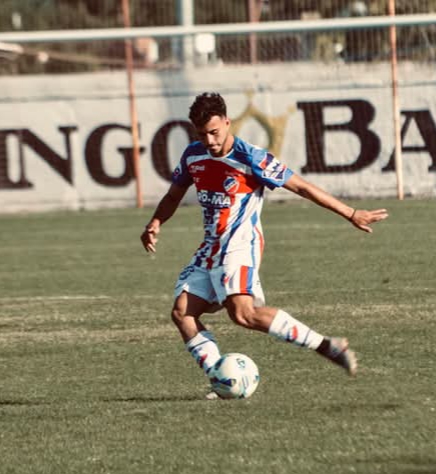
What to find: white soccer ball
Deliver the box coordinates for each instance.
[209,353,260,399]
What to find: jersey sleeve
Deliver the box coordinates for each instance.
[251,151,294,190]
[171,149,193,187]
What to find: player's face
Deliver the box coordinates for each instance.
[195,115,233,157]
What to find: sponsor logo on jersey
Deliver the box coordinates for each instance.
[189,164,205,173]
[223,176,240,194]
[197,190,232,208]
[259,153,274,170]
[259,153,286,181]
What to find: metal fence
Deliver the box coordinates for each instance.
[1,1,436,75]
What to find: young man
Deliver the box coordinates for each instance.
[141,92,388,397]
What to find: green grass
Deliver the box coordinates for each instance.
[0,199,435,474]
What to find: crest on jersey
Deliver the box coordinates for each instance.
[223,176,240,195]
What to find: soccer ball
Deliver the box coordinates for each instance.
[209,353,260,399]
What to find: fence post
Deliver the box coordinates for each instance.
[122,0,143,208]
[389,0,404,200]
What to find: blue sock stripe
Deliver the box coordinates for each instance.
[202,331,217,343]
[187,340,210,353]
[302,330,311,347]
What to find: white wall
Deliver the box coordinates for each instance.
[1,62,435,213]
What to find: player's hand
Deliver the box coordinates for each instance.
[349,208,389,233]
[141,222,160,253]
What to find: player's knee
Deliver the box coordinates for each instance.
[229,308,256,329]
[171,306,185,327]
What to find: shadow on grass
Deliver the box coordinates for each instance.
[0,394,205,407]
[0,399,47,406]
[356,456,436,474]
[101,394,203,403]
[325,402,402,413]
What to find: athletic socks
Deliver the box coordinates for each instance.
[186,330,221,375]
[186,310,325,375]
[268,309,324,350]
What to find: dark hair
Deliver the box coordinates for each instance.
[189,92,227,127]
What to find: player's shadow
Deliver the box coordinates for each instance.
[0,399,46,406]
[0,395,205,407]
[102,394,203,403]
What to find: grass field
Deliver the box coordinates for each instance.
[0,198,435,474]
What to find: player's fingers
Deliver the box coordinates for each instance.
[373,209,389,218]
[140,234,149,246]
[146,242,156,253]
[370,210,389,223]
[141,233,155,251]
[144,238,158,251]
[353,220,372,233]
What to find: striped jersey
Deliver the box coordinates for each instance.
[172,136,294,269]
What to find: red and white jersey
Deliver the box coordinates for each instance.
[172,136,294,269]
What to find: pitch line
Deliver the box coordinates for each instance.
[0,294,171,303]
[0,286,432,304]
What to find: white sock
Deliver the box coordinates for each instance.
[186,330,221,375]
[268,309,324,350]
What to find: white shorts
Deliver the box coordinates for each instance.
[174,263,265,307]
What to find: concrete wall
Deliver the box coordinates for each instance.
[1,62,435,212]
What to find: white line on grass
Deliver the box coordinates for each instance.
[0,294,171,303]
[0,286,433,304]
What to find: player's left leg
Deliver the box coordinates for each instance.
[224,294,324,348]
[211,264,327,348]
[211,260,357,375]
[224,294,356,376]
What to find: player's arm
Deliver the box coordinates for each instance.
[141,183,189,252]
[283,173,388,233]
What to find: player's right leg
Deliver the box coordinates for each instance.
[171,290,211,342]
[173,264,223,376]
[171,291,222,376]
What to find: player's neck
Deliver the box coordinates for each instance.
[217,134,235,157]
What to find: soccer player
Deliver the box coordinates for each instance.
[141,92,388,398]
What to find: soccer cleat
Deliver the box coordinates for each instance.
[324,338,357,376]
[205,390,220,400]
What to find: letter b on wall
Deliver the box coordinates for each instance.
[297,100,380,173]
